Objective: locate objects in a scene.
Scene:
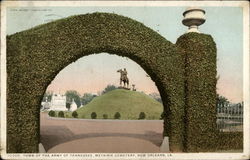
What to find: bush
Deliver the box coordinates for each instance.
[58,111,64,118]
[138,112,146,119]
[103,114,108,119]
[72,111,78,118]
[114,112,121,119]
[91,112,97,119]
[48,110,55,117]
[160,112,165,120]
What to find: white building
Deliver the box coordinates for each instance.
[49,93,68,111]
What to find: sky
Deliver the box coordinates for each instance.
[6,6,243,103]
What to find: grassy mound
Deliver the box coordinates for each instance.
[76,89,163,120]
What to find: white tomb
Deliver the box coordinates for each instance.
[49,93,68,111]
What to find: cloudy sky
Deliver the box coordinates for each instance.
[6,5,243,103]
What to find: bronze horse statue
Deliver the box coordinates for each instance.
[117,69,129,88]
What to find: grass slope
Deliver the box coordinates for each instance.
[76,89,163,120]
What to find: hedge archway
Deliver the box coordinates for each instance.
[7,12,217,153]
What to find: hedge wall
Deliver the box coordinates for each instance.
[7,12,237,153]
[176,32,218,152]
[7,13,185,152]
[216,132,243,150]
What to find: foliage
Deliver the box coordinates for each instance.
[102,84,117,94]
[72,111,78,118]
[58,111,64,118]
[81,93,96,105]
[216,132,243,150]
[138,112,146,119]
[176,32,217,152]
[6,12,223,153]
[103,114,108,119]
[216,94,230,106]
[114,112,121,119]
[66,102,71,110]
[148,92,162,103]
[42,91,52,102]
[91,112,97,119]
[65,90,81,107]
[48,110,56,117]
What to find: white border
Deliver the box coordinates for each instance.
[1,1,249,160]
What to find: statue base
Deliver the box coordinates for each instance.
[118,86,130,90]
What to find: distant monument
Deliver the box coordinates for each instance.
[41,93,79,111]
[69,99,78,111]
[49,93,68,111]
[117,68,129,88]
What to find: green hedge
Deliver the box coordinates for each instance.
[216,132,243,150]
[176,32,217,152]
[7,12,185,153]
[7,12,228,153]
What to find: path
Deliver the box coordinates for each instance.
[40,112,164,153]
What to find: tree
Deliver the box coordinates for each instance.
[102,84,117,94]
[72,111,78,118]
[138,112,146,119]
[65,90,81,108]
[66,102,71,110]
[91,112,97,119]
[149,92,162,103]
[216,94,230,107]
[114,112,121,119]
[42,91,53,102]
[81,93,96,105]
[58,111,64,118]
[48,110,55,117]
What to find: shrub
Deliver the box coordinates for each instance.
[91,112,97,119]
[138,112,146,119]
[72,111,78,118]
[103,114,108,119]
[114,112,121,119]
[58,111,64,118]
[48,110,55,117]
[160,112,165,120]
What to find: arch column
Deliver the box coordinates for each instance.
[176,32,217,152]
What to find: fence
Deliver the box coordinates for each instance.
[216,103,243,132]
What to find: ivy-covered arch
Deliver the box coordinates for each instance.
[7,13,217,153]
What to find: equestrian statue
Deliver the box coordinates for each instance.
[117,68,129,88]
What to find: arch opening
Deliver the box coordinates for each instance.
[40,53,165,152]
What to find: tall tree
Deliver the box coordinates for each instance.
[81,93,96,105]
[42,91,52,102]
[216,94,230,108]
[65,90,81,107]
[102,84,117,94]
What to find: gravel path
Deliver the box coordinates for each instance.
[40,112,164,153]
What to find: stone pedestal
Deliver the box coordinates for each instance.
[39,143,46,153]
[160,137,170,152]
